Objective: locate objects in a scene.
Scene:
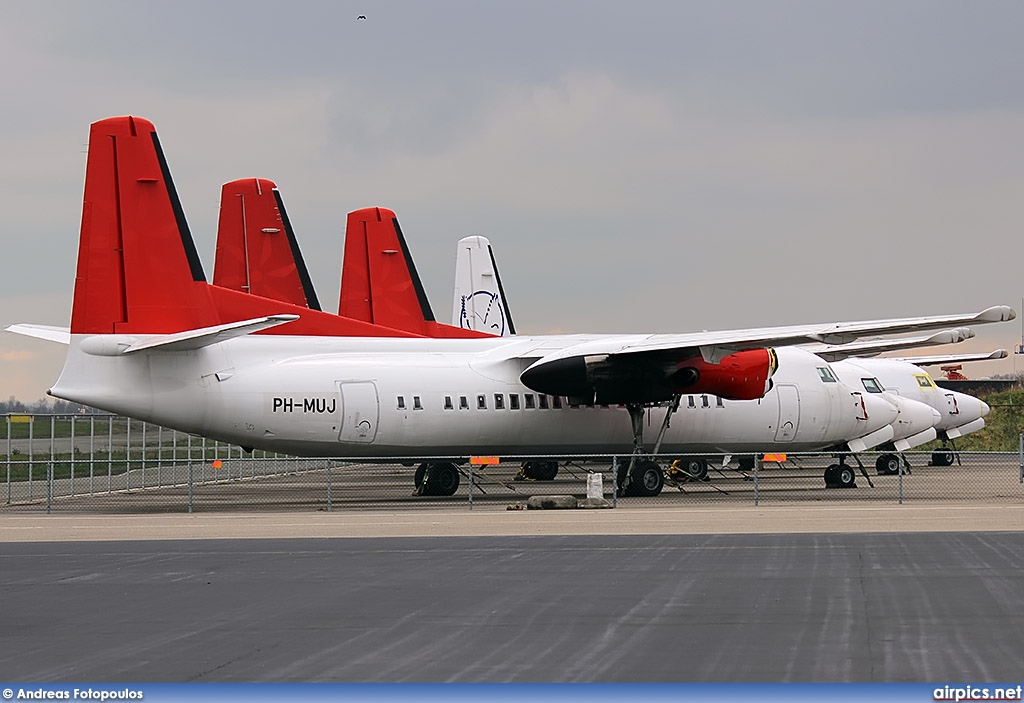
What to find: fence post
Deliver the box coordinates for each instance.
[753,454,760,506]
[1019,434,1023,484]
[46,461,53,514]
[107,415,113,494]
[468,461,474,510]
[898,454,904,504]
[188,461,194,514]
[6,415,10,505]
[612,456,618,508]
[69,415,75,496]
[326,461,333,512]
[27,416,33,501]
[89,415,95,495]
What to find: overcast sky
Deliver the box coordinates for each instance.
[2,1,1024,401]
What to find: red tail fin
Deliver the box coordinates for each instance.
[71,116,217,334]
[339,208,491,339]
[70,116,423,339]
[213,178,321,310]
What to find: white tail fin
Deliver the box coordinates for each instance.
[452,236,515,336]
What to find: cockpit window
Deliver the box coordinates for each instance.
[861,378,884,393]
[915,374,935,389]
[816,367,838,383]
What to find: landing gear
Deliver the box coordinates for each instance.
[931,447,955,467]
[824,460,856,488]
[414,461,461,496]
[875,453,901,475]
[616,400,678,497]
[516,460,559,481]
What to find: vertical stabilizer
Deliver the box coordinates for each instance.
[71,116,217,334]
[452,235,516,336]
[213,178,322,310]
[338,209,491,338]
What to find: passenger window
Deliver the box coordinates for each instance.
[688,396,695,408]
[477,395,487,410]
[510,394,520,410]
[716,397,724,408]
[460,396,469,410]
[494,393,505,410]
[552,396,563,409]
[444,396,454,410]
[816,367,838,383]
[701,395,709,408]
[397,396,406,410]
[538,395,549,409]
[413,396,422,410]
[524,394,535,409]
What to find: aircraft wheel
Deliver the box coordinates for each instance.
[676,456,708,482]
[522,460,559,481]
[629,460,664,497]
[931,449,955,467]
[824,464,840,487]
[414,463,429,495]
[424,462,460,496]
[836,464,856,488]
[737,456,755,471]
[876,454,900,475]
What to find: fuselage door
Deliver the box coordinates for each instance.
[774,384,800,442]
[337,381,380,443]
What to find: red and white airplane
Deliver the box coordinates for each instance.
[5,116,1016,497]
[209,178,972,492]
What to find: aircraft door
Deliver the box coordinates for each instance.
[774,384,800,442]
[945,393,961,416]
[336,381,380,443]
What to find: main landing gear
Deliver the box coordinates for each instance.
[616,399,682,497]
[823,458,857,489]
[414,461,461,496]
[875,453,912,476]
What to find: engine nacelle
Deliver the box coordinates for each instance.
[670,348,777,400]
[520,348,777,404]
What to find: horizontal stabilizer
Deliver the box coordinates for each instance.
[893,349,1009,367]
[4,324,72,344]
[122,314,299,354]
[807,327,974,362]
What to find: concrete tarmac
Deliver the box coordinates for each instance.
[2,503,1024,682]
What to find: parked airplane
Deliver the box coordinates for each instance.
[6,116,1015,498]
[210,182,950,491]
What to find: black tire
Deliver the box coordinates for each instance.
[629,460,664,497]
[674,456,708,482]
[836,464,856,488]
[426,462,460,496]
[931,449,954,467]
[876,454,900,475]
[737,456,755,471]
[616,461,631,496]
[414,463,428,495]
[522,460,559,481]
[824,464,840,486]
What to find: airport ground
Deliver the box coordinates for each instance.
[2,498,1024,683]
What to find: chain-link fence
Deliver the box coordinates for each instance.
[4,414,1023,513]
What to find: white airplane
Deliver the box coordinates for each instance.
[208,182,948,492]
[6,116,1016,499]
[836,355,994,470]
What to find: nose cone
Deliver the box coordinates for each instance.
[862,392,899,433]
[890,396,942,441]
[980,399,991,418]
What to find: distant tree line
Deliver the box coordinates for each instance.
[1,396,102,415]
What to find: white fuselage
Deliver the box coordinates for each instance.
[51,334,898,458]
[836,357,989,437]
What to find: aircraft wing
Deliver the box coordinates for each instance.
[891,349,1009,367]
[805,327,974,362]
[5,324,71,344]
[523,306,1015,366]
